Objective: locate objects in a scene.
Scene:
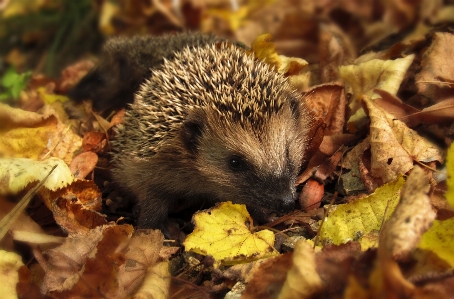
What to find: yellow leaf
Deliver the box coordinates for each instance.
[339,55,414,132]
[99,1,119,36]
[418,218,454,267]
[0,250,24,299]
[0,157,74,194]
[183,202,278,267]
[37,87,69,104]
[446,142,454,207]
[0,103,82,164]
[319,176,405,245]
[251,34,308,76]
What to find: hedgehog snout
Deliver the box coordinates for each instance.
[277,192,296,213]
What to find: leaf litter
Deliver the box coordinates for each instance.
[1,1,454,298]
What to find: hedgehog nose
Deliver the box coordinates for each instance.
[279,193,295,212]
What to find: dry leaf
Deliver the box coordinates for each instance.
[184,201,278,267]
[41,224,134,296]
[278,239,322,299]
[42,180,105,233]
[320,176,405,245]
[69,151,99,179]
[363,96,444,183]
[0,158,74,195]
[303,83,346,135]
[380,166,436,261]
[416,32,454,101]
[242,254,292,299]
[0,250,24,299]
[133,261,170,299]
[339,54,414,132]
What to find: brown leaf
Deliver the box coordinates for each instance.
[38,180,105,233]
[369,166,437,298]
[69,151,98,179]
[363,96,444,183]
[82,131,107,153]
[319,23,356,83]
[41,225,133,298]
[240,254,292,299]
[379,166,436,261]
[416,32,454,101]
[400,98,454,126]
[303,83,346,135]
[374,89,419,120]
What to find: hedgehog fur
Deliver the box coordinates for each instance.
[68,32,218,112]
[110,40,314,229]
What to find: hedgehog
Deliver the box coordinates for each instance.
[110,37,315,229]
[68,32,218,112]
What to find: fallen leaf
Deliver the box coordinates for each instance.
[364,96,444,183]
[320,176,405,245]
[242,254,292,299]
[416,32,454,101]
[0,103,82,164]
[303,83,346,135]
[82,131,107,153]
[251,34,308,76]
[278,239,322,299]
[339,54,414,132]
[380,166,436,261]
[446,143,454,208]
[69,151,99,179]
[183,201,278,267]
[0,250,24,299]
[0,157,73,195]
[399,98,454,126]
[42,179,105,233]
[41,224,135,296]
[299,179,324,211]
[419,218,454,267]
[133,261,170,299]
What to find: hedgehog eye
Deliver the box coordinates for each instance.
[228,155,246,171]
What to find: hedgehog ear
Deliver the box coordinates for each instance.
[181,110,205,154]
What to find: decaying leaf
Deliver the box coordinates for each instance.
[446,143,454,208]
[343,97,445,185]
[0,250,24,299]
[279,239,322,299]
[0,103,82,164]
[242,254,292,299]
[380,166,436,261]
[0,157,74,195]
[41,179,105,233]
[69,151,99,180]
[339,54,414,131]
[416,32,454,101]
[303,83,346,135]
[319,176,405,246]
[133,261,170,299]
[184,201,278,267]
[40,225,168,298]
[365,96,444,182]
[418,218,454,268]
[251,34,308,76]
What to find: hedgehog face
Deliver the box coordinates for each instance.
[182,100,306,223]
